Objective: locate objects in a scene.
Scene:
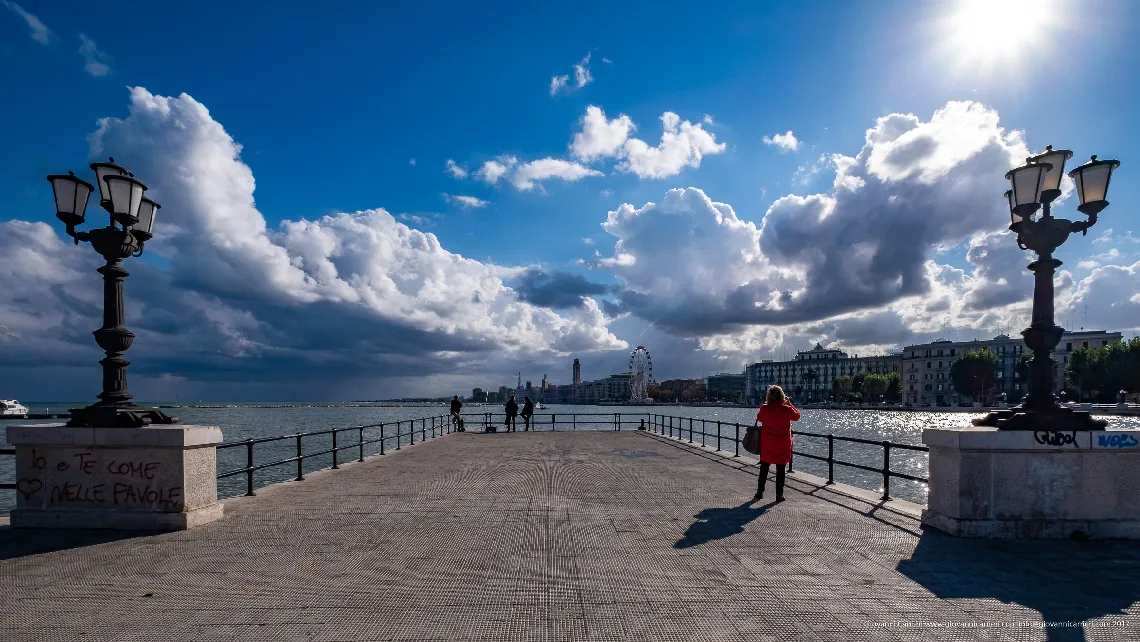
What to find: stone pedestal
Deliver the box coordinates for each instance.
[5,424,224,530]
[923,426,1140,539]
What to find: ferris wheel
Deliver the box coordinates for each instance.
[629,346,653,403]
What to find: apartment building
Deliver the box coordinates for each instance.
[901,330,1122,406]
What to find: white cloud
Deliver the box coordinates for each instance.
[1077,260,1100,270]
[399,213,430,226]
[569,105,726,179]
[702,114,715,125]
[600,189,613,198]
[793,154,827,185]
[549,52,594,96]
[1091,228,1113,245]
[2,1,49,44]
[582,237,595,245]
[445,159,468,179]
[591,101,1035,341]
[549,75,569,96]
[621,112,727,179]
[78,34,111,77]
[443,194,489,208]
[474,156,518,185]
[509,158,603,191]
[409,158,417,166]
[570,106,635,162]
[763,130,799,152]
[0,87,626,396]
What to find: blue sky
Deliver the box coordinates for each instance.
[2,0,1138,400]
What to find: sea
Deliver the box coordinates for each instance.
[3,402,1138,513]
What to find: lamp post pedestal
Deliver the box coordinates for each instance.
[922,426,1140,538]
[5,423,225,530]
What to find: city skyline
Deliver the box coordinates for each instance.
[1,1,1138,402]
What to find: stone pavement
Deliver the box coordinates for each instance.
[1,430,1138,642]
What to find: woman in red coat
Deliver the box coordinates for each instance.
[753,385,800,502]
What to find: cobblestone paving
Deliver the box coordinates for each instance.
[2,430,1139,641]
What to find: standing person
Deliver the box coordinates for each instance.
[521,396,534,431]
[753,385,800,502]
[504,395,519,432]
[450,395,464,432]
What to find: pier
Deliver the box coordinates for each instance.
[3,428,1138,641]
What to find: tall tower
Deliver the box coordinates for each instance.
[572,358,581,404]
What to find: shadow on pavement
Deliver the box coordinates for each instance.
[0,526,162,560]
[675,500,770,549]
[897,530,1140,642]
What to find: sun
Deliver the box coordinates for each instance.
[936,0,1061,76]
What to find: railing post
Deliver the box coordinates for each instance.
[882,440,892,501]
[827,434,834,484]
[573,414,576,431]
[716,421,721,451]
[358,426,365,462]
[552,414,556,431]
[380,423,386,455]
[431,416,436,437]
[396,421,401,450]
[734,424,740,457]
[689,418,693,443]
[331,429,339,469]
[410,419,416,445]
[245,439,255,496]
[617,412,621,431]
[295,434,304,481]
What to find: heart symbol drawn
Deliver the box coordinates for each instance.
[17,478,42,500]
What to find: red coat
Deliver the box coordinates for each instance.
[755,401,800,465]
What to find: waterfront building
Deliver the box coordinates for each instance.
[706,373,746,401]
[744,344,902,403]
[900,330,1122,407]
[470,388,487,403]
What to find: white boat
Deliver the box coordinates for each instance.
[1,399,30,418]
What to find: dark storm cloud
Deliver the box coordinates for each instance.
[511,268,612,309]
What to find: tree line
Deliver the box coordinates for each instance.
[1066,338,1140,402]
[830,370,902,403]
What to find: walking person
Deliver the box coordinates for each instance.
[449,395,465,432]
[521,396,534,431]
[753,385,800,502]
[504,395,519,432]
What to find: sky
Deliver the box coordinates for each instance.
[1,0,1138,402]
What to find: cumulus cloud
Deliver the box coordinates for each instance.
[445,159,468,179]
[509,158,603,191]
[474,156,517,185]
[569,105,726,179]
[0,88,626,398]
[473,155,601,192]
[550,52,593,96]
[443,194,489,208]
[511,269,611,308]
[78,34,111,76]
[763,130,799,152]
[591,102,1036,342]
[2,1,49,43]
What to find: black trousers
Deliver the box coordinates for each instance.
[758,462,785,498]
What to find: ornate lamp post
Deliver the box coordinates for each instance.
[47,158,178,428]
[975,146,1120,431]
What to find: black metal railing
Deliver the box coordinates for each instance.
[457,411,637,432]
[0,447,14,494]
[647,413,928,501]
[2,411,928,506]
[216,414,452,497]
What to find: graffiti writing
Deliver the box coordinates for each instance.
[1033,431,1080,448]
[16,450,185,510]
[16,478,42,500]
[112,482,182,508]
[1097,433,1140,449]
[106,460,158,480]
[50,482,106,504]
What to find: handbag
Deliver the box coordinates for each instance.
[743,426,762,455]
